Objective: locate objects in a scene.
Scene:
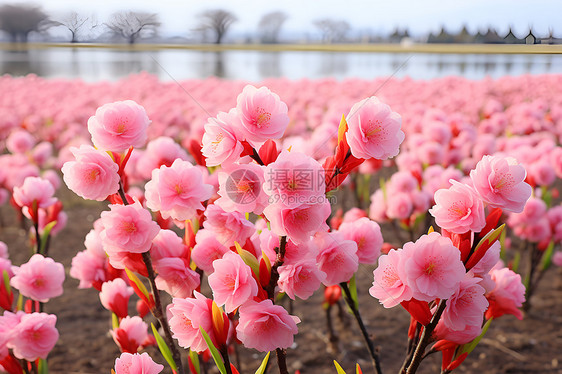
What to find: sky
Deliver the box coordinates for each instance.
[3,0,561,39]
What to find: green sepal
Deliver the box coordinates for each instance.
[37,358,48,374]
[189,349,201,374]
[124,268,150,300]
[540,240,555,271]
[39,220,57,254]
[151,323,177,371]
[111,313,119,329]
[199,326,226,374]
[255,352,271,374]
[460,317,493,355]
[2,269,11,295]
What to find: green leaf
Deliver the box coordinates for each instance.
[333,360,347,374]
[199,326,226,374]
[460,318,493,355]
[2,269,11,295]
[255,352,271,374]
[189,349,201,374]
[124,268,150,300]
[413,212,426,231]
[379,177,387,200]
[111,313,119,329]
[17,294,23,311]
[512,251,521,273]
[235,242,260,276]
[39,221,57,254]
[37,358,48,374]
[349,275,358,310]
[151,323,177,371]
[541,240,555,271]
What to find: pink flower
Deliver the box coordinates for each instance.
[236,299,300,352]
[441,277,488,331]
[191,229,230,273]
[485,267,525,320]
[10,254,65,302]
[9,313,58,361]
[369,248,413,308]
[552,251,562,267]
[6,130,35,154]
[0,241,7,259]
[136,136,189,179]
[429,180,486,234]
[0,311,24,359]
[264,201,331,244]
[470,155,532,213]
[145,159,213,221]
[154,258,200,298]
[70,250,108,289]
[150,229,189,262]
[88,100,150,152]
[61,145,120,201]
[315,231,358,286]
[403,232,466,302]
[114,352,164,374]
[100,201,160,254]
[339,217,383,264]
[208,252,258,313]
[236,85,289,145]
[434,319,482,345]
[12,176,57,210]
[201,110,244,167]
[345,97,405,160]
[277,258,326,300]
[99,278,134,318]
[263,150,325,209]
[111,316,149,353]
[216,163,268,215]
[386,192,413,220]
[203,205,255,247]
[342,208,368,223]
[169,292,215,352]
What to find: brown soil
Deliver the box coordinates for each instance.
[1,188,561,374]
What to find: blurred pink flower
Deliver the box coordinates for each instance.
[236,299,300,352]
[114,352,164,374]
[208,252,258,313]
[470,155,532,213]
[236,85,289,146]
[88,100,150,152]
[345,97,404,160]
[61,145,119,201]
[6,130,35,154]
[145,159,213,221]
[403,232,466,302]
[9,312,58,361]
[10,254,64,302]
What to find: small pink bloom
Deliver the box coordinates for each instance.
[208,252,258,313]
[0,311,25,359]
[442,277,488,331]
[100,201,160,254]
[386,192,413,220]
[191,229,230,273]
[6,130,35,154]
[150,229,189,262]
[264,201,331,244]
[434,319,482,345]
[202,110,244,167]
[315,231,358,286]
[236,299,300,352]
[136,136,189,179]
[339,217,383,264]
[369,248,413,307]
[0,241,7,259]
[10,254,65,302]
[61,145,119,201]
[552,251,562,267]
[114,352,164,374]
[9,313,58,361]
[111,316,149,353]
[263,150,325,209]
[145,159,213,221]
[70,250,108,289]
[88,100,150,152]
[342,208,368,223]
[277,258,326,300]
[429,180,486,234]
[13,176,57,210]
[259,229,318,264]
[345,97,405,160]
[154,258,200,298]
[470,155,532,213]
[203,205,255,247]
[236,85,289,145]
[403,232,466,302]
[169,292,215,352]
[99,278,134,318]
[216,163,268,215]
[485,267,525,320]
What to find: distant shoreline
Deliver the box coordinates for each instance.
[1,42,562,54]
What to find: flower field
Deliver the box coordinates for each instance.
[1,72,562,374]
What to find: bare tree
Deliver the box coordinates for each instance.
[105,11,160,44]
[0,4,49,42]
[257,11,288,44]
[197,9,237,44]
[51,11,96,43]
[313,18,351,43]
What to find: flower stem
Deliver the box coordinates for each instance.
[219,346,233,374]
[339,282,382,374]
[276,348,289,374]
[405,300,447,374]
